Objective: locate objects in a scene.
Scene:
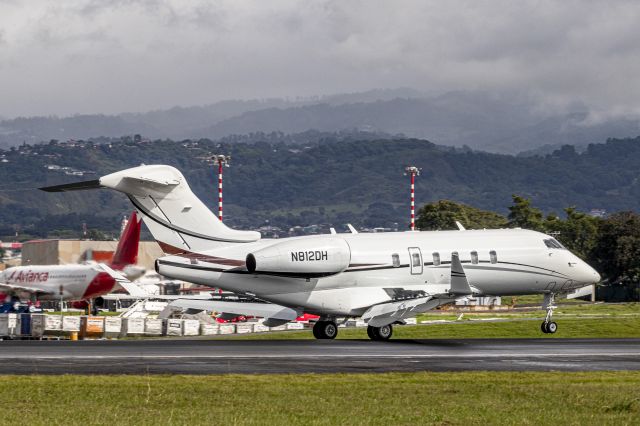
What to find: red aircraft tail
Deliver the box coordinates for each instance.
[110,211,141,270]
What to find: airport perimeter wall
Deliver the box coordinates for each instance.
[0,313,311,340]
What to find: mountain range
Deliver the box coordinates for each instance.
[2,89,639,154]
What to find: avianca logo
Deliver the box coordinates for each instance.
[8,270,49,283]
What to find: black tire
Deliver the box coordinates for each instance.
[541,322,549,333]
[377,324,393,340]
[312,321,324,339]
[367,325,393,341]
[367,325,378,340]
[547,321,557,334]
[313,321,338,339]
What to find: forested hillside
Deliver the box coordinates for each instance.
[0,134,639,239]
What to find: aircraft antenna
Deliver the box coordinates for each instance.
[211,154,231,222]
[404,166,421,231]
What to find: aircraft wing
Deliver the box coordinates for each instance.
[97,263,148,297]
[362,253,473,327]
[566,284,594,299]
[162,299,299,327]
[362,296,455,327]
[0,283,55,295]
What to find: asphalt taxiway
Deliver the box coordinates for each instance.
[0,338,638,374]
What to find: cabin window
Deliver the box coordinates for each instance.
[432,252,440,266]
[408,247,423,275]
[471,251,478,264]
[392,254,400,268]
[490,250,498,264]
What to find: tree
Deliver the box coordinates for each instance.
[508,195,544,231]
[592,212,640,286]
[86,229,111,241]
[416,200,507,231]
[545,207,601,260]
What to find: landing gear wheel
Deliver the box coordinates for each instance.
[540,293,558,334]
[541,321,558,334]
[546,321,557,334]
[367,326,376,340]
[367,324,393,341]
[313,321,338,339]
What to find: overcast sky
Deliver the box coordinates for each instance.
[1,0,639,118]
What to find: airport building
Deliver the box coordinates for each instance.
[21,239,163,269]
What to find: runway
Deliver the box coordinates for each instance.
[0,338,638,374]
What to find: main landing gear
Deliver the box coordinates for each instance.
[541,293,558,334]
[313,320,338,339]
[311,320,394,341]
[367,324,393,341]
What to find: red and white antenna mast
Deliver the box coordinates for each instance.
[212,154,231,221]
[404,166,421,231]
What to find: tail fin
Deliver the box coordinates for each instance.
[41,164,261,252]
[110,211,141,269]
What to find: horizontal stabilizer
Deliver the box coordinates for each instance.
[40,179,102,192]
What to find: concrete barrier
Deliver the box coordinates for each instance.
[144,318,164,336]
[165,319,183,336]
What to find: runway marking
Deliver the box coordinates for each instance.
[1,352,638,360]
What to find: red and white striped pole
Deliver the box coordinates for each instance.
[404,166,421,231]
[218,161,223,221]
[410,172,415,230]
[212,154,230,222]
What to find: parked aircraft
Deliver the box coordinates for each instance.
[42,165,601,339]
[0,211,142,310]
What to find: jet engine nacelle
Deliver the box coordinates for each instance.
[246,237,351,278]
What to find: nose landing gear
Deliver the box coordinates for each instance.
[541,293,558,334]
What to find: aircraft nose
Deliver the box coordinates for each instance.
[576,262,600,284]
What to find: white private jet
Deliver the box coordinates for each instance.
[41,165,601,340]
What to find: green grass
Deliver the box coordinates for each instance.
[213,316,640,340]
[418,302,640,321]
[212,303,640,340]
[0,372,638,425]
[44,311,120,316]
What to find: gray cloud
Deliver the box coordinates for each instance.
[0,0,639,117]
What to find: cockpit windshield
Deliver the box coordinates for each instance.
[543,238,566,250]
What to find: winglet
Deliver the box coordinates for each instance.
[455,221,466,231]
[450,253,472,295]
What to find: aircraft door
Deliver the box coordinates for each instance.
[408,247,423,275]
